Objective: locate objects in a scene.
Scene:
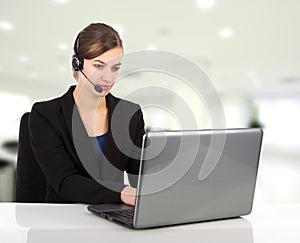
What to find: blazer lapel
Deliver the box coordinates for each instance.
[60,88,124,182]
[60,86,76,143]
[60,86,102,179]
[104,93,123,171]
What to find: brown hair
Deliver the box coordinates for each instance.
[75,23,123,59]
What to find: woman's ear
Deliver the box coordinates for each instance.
[72,69,79,81]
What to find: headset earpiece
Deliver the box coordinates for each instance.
[72,32,83,71]
[72,55,83,71]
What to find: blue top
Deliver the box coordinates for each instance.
[96,132,108,152]
[91,132,108,157]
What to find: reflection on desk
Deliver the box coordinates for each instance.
[1,203,300,243]
[0,203,253,243]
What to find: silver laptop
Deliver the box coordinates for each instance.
[87,128,263,229]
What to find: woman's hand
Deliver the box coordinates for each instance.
[120,186,136,206]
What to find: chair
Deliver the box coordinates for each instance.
[15,112,47,202]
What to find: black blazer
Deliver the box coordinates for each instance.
[29,86,145,204]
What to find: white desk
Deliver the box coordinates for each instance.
[0,203,299,243]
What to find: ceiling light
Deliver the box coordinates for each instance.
[52,0,70,4]
[146,45,157,50]
[18,56,30,63]
[218,27,233,38]
[57,42,69,51]
[247,70,257,78]
[58,66,67,73]
[0,21,14,31]
[196,0,215,9]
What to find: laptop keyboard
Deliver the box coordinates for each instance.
[110,208,135,221]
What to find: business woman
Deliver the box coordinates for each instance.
[29,23,145,205]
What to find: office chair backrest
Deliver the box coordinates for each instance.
[15,112,47,202]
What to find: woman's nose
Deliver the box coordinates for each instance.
[102,68,113,82]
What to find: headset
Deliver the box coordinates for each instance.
[72,32,84,71]
[71,32,103,93]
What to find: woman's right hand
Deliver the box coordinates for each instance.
[120,186,136,206]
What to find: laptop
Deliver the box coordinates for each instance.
[87,128,263,229]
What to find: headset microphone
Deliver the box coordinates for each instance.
[79,70,103,93]
[72,32,103,93]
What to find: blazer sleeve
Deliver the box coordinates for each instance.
[126,105,145,187]
[29,103,125,204]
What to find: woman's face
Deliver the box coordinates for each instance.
[80,46,123,96]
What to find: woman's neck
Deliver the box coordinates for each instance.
[73,86,109,136]
[73,86,107,113]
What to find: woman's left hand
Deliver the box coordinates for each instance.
[120,186,136,206]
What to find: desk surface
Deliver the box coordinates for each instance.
[0,203,299,243]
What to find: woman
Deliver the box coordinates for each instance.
[29,23,145,206]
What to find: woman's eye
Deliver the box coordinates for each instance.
[112,66,120,72]
[94,64,104,69]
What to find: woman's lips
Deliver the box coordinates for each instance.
[99,85,111,91]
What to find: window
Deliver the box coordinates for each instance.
[0,93,30,138]
[254,96,300,147]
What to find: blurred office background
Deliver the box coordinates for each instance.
[0,0,299,204]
